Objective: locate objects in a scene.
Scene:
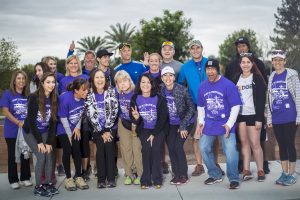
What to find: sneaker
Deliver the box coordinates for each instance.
[229,181,240,189]
[243,170,253,181]
[282,174,296,186]
[238,160,243,174]
[170,177,181,185]
[75,177,89,190]
[216,163,225,176]
[155,184,161,189]
[191,164,205,176]
[179,176,189,185]
[19,180,33,187]
[141,184,150,189]
[97,182,106,189]
[10,182,20,189]
[133,177,141,185]
[45,183,59,195]
[34,185,51,197]
[162,162,169,174]
[124,176,132,185]
[56,164,65,176]
[107,181,116,188]
[257,170,266,182]
[263,161,270,174]
[82,170,90,182]
[204,177,223,185]
[64,178,77,191]
[275,172,288,185]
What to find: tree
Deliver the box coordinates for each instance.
[270,0,300,71]
[0,38,20,72]
[0,38,21,96]
[219,29,263,68]
[105,23,136,51]
[76,36,109,55]
[131,10,193,62]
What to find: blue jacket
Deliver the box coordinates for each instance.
[114,61,147,84]
[177,57,208,104]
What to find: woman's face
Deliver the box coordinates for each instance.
[15,73,26,91]
[35,65,44,80]
[272,57,286,71]
[68,58,79,75]
[240,57,253,74]
[149,55,160,72]
[75,85,88,99]
[93,71,106,91]
[117,78,131,92]
[161,73,175,88]
[140,76,151,94]
[42,76,56,95]
[47,59,57,73]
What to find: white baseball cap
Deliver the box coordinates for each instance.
[161,66,175,76]
[271,50,286,59]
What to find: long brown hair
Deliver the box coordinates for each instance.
[9,70,29,97]
[238,55,266,85]
[35,72,58,121]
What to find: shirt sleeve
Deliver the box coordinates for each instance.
[0,90,10,108]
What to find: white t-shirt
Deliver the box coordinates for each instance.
[237,74,256,115]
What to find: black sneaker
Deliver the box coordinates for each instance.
[34,185,51,197]
[204,177,223,185]
[263,161,270,174]
[107,181,116,188]
[170,177,180,185]
[82,170,90,182]
[229,181,239,189]
[97,182,106,189]
[179,176,189,185]
[216,164,225,176]
[45,183,59,195]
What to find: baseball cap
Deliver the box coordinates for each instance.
[189,40,203,49]
[205,59,220,73]
[235,37,250,47]
[161,41,174,48]
[118,43,131,51]
[96,49,113,58]
[161,66,175,76]
[271,50,286,59]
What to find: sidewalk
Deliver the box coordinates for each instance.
[0,160,299,200]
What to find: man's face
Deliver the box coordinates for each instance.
[84,53,96,68]
[206,67,218,82]
[237,43,249,54]
[120,46,132,61]
[190,45,203,60]
[98,55,110,68]
[161,45,175,60]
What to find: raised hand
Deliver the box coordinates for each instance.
[69,40,75,51]
[131,106,140,120]
[140,52,149,66]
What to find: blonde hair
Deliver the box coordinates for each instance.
[114,70,135,93]
[149,53,162,62]
[65,55,82,76]
[42,56,57,65]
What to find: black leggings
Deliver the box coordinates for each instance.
[81,131,91,159]
[273,122,297,162]
[58,134,82,178]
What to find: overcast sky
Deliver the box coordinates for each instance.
[0,0,282,65]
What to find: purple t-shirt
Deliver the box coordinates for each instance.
[58,74,89,94]
[271,70,296,124]
[56,72,65,82]
[198,76,242,135]
[164,89,181,125]
[57,91,85,135]
[118,90,133,121]
[150,71,161,78]
[136,95,158,129]
[0,90,27,138]
[36,98,51,134]
[95,93,106,128]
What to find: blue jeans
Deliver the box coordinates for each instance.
[199,133,239,182]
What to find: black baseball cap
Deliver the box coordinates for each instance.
[96,49,113,58]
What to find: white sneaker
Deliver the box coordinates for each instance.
[19,180,33,187]
[11,182,20,189]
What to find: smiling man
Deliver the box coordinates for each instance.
[161,41,182,78]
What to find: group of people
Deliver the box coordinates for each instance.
[0,36,299,197]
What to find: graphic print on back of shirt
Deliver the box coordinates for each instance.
[205,91,225,119]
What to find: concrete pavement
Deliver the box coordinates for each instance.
[0,160,299,200]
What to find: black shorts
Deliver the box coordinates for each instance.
[237,115,256,126]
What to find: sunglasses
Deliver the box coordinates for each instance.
[240,52,253,57]
[272,50,285,55]
[119,43,131,50]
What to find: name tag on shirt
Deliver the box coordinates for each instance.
[285,103,290,109]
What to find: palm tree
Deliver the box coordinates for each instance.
[76,36,110,55]
[105,23,136,50]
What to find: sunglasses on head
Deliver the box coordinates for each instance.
[272,50,285,55]
[119,43,131,50]
[240,52,253,57]
[162,41,174,46]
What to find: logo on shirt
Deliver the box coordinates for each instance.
[272,81,288,103]
[204,91,225,118]
[138,104,157,123]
